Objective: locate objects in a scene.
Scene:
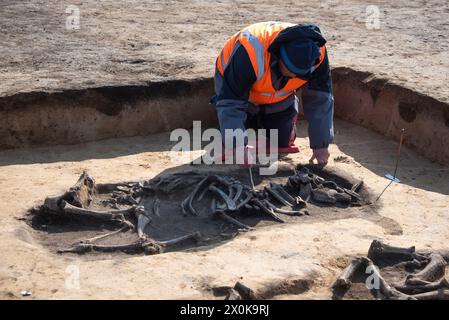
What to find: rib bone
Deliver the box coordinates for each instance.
[265,186,293,207]
[209,185,236,211]
[159,232,202,246]
[250,198,285,223]
[215,211,254,230]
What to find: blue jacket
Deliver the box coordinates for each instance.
[212,23,334,150]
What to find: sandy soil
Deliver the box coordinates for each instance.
[1,0,448,300]
[1,0,448,104]
[0,119,448,299]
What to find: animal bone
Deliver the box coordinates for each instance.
[343,188,362,201]
[233,281,258,300]
[235,191,254,210]
[43,171,96,212]
[180,197,189,216]
[188,176,211,215]
[159,232,202,246]
[78,225,131,244]
[351,180,364,193]
[405,253,447,285]
[231,184,243,203]
[328,189,352,203]
[298,183,312,201]
[270,184,296,203]
[134,206,151,238]
[265,186,293,207]
[163,177,183,193]
[364,257,415,300]
[332,257,368,290]
[152,198,161,217]
[215,211,254,230]
[209,185,237,211]
[272,184,307,207]
[265,201,305,216]
[58,238,161,255]
[197,183,210,201]
[225,288,242,300]
[411,289,449,300]
[61,201,135,224]
[311,189,337,204]
[367,240,420,263]
[250,198,285,223]
[321,180,343,192]
[60,232,200,255]
[395,278,449,295]
[179,175,211,216]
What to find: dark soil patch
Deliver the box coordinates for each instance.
[25,165,384,260]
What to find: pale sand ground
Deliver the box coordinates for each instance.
[0,119,448,299]
[1,0,448,104]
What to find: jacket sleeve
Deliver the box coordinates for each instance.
[214,44,257,141]
[302,48,335,150]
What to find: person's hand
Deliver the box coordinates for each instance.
[309,148,330,166]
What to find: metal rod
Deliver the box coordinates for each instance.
[375,179,393,202]
[392,128,405,179]
[248,167,255,190]
[375,128,405,202]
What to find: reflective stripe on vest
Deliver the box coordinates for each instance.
[258,91,294,98]
[241,30,265,81]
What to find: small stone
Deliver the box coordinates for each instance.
[20,290,32,297]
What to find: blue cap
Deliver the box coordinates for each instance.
[280,39,321,75]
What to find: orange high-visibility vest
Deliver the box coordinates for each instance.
[216,22,326,105]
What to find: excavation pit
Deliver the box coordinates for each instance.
[27,164,375,259]
[2,67,448,299]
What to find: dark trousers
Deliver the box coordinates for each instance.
[244,104,298,148]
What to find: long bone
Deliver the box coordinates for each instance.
[58,239,158,254]
[332,257,368,290]
[411,289,449,300]
[395,278,449,295]
[265,200,305,216]
[367,240,425,263]
[405,253,447,285]
[59,232,201,255]
[61,201,135,228]
[77,225,131,244]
